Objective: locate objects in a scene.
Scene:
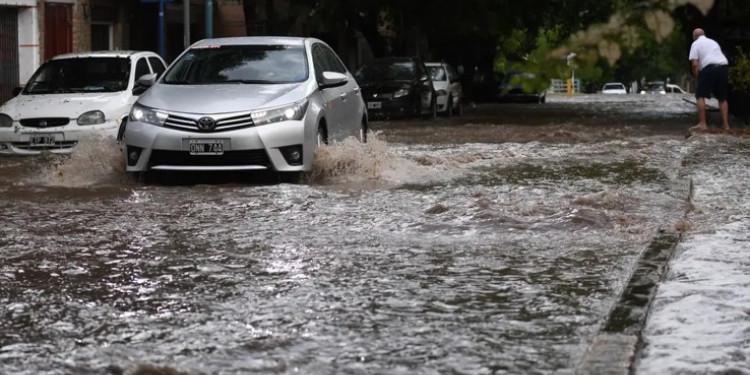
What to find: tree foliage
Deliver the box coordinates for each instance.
[246,0,722,92]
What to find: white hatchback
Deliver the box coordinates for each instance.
[426,62,463,116]
[0,50,167,155]
[601,82,627,94]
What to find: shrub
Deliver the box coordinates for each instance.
[729,46,750,92]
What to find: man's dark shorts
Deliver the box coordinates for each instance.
[696,64,729,101]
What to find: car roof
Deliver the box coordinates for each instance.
[191,36,316,47]
[51,50,159,60]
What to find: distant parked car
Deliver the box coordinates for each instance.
[355,57,437,119]
[0,50,167,155]
[122,36,367,181]
[497,71,546,103]
[601,82,627,94]
[639,81,685,94]
[666,84,686,93]
[639,81,666,94]
[426,61,463,117]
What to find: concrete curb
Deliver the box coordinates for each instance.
[575,230,682,375]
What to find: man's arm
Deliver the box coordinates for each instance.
[691,59,700,77]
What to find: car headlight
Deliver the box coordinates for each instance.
[0,114,12,128]
[130,104,168,126]
[77,110,105,125]
[393,88,410,98]
[251,100,308,126]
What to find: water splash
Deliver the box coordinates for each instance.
[33,134,126,187]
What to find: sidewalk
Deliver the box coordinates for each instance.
[635,135,750,374]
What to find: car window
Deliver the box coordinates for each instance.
[24,57,130,94]
[427,66,447,81]
[447,65,459,83]
[148,56,167,78]
[320,45,347,74]
[355,60,415,82]
[311,44,327,83]
[135,58,151,81]
[163,44,308,84]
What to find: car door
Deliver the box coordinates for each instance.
[446,64,462,107]
[415,60,434,113]
[321,45,361,138]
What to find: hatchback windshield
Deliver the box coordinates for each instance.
[24,57,130,94]
[604,83,624,90]
[427,66,446,81]
[163,44,308,84]
[355,61,415,82]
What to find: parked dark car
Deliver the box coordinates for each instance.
[497,71,546,103]
[355,57,437,119]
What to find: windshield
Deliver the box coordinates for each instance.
[604,84,623,90]
[24,57,130,94]
[355,61,415,82]
[645,82,664,91]
[427,66,446,81]
[163,44,308,84]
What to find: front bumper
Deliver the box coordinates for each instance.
[0,122,120,155]
[123,119,313,173]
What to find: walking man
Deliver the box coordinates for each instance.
[689,28,730,130]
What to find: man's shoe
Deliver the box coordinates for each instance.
[690,123,708,131]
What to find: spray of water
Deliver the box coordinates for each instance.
[34,134,126,187]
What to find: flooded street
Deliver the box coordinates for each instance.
[1,94,748,375]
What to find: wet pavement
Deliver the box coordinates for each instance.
[1,93,749,375]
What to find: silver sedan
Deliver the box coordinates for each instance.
[122,36,367,180]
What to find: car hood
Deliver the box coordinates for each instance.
[359,81,412,94]
[137,83,310,113]
[1,92,132,119]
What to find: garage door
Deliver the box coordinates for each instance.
[0,7,19,106]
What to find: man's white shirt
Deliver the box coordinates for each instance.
[689,35,728,70]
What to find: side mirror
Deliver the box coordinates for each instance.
[136,73,158,87]
[320,71,348,88]
[12,87,22,96]
[133,73,158,95]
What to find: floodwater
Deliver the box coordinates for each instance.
[0,94,747,375]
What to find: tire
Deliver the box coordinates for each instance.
[425,94,437,120]
[316,125,328,146]
[360,118,368,143]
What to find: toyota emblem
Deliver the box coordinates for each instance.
[197,117,216,131]
[39,120,47,127]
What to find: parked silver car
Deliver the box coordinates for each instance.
[122,36,367,180]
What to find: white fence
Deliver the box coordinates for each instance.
[549,78,581,93]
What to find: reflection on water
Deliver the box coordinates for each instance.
[0,95,736,374]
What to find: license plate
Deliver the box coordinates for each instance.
[367,101,382,109]
[29,135,56,147]
[188,139,224,155]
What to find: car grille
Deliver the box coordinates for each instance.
[11,141,78,150]
[20,118,70,128]
[148,149,271,167]
[164,113,255,132]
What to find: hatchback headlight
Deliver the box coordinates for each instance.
[130,104,168,126]
[0,114,12,128]
[77,110,105,125]
[393,88,410,98]
[251,100,308,126]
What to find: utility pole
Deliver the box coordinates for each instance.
[205,0,213,38]
[184,0,190,48]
